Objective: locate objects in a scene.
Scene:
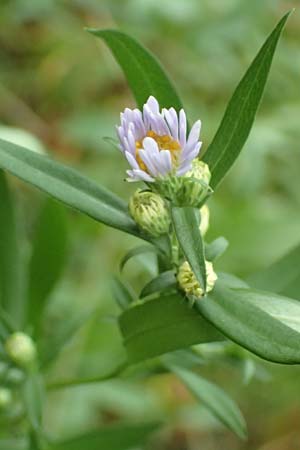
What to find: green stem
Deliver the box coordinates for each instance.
[46,361,127,390]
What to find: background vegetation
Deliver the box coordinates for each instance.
[1,0,300,449]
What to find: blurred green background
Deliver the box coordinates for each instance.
[1,0,300,449]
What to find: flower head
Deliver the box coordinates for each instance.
[177,260,217,298]
[129,189,170,237]
[117,96,202,182]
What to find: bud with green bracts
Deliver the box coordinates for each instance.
[5,332,37,369]
[177,260,217,298]
[0,387,12,411]
[153,160,213,208]
[129,189,171,237]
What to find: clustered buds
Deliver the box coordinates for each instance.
[129,189,171,237]
[5,332,37,368]
[177,260,217,298]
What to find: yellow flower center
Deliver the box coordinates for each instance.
[136,130,181,173]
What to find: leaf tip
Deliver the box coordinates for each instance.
[84,27,100,36]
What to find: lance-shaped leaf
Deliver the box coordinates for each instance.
[119,294,223,363]
[27,199,68,336]
[111,276,136,310]
[140,270,176,299]
[203,11,291,189]
[197,279,300,364]
[0,138,142,238]
[119,245,159,272]
[51,422,160,450]
[169,365,247,439]
[172,206,207,292]
[87,29,183,111]
[205,237,229,262]
[0,171,22,324]
[247,242,300,300]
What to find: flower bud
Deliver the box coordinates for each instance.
[199,204,210,236]
[157,160,212,208]
[186,159,211,185]
[176,160,212,208]
[177,260,217,298]
[0,387,12,410]
[129,189,171,237]
[5,332,37,368]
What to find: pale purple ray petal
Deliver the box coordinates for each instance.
[186,120,201,148]
[163,107,178,140]
[116,126,126,152]
[139,149,159,177]
[146,96,160,114]
[127,127,137,154]
[123,137,132,155]
[125,151,139,169]
[182,141,202,160]
[127,169,154,182]
[176,160,193,176]
[159,150,173,174]
[133,109,146,138]
[179,109,187,147]
[123,108,134,123]
[142,137,160,156]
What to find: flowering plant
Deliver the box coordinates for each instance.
[0,9,299,449]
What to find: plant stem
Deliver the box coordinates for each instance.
[46,361,127,390]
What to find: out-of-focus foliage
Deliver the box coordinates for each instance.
[0,1,300,449]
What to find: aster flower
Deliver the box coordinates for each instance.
[116,96,202,182]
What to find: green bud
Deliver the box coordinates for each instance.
[199,204,210,236]
[0,387,12,410]
[177,260,217,298]
[129,189,171,237]
[5,332,37,368]
[153,160,212,208]
[186,159,211,185]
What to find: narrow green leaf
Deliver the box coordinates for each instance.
[22,370,44,432]
[205,237,229,262]
[0,138,142,239]
[203,11,291,188]
[111,276,136,310]
[88,29,183,111]
[27,199,68,336]
[119,293,223,363]
[172,206,206,292]
[40,309,94,368]
[119,245,158,272]
[197,279,300,364]
[0,171,22,324]
[51,422,160,450]
[140,271,176,299]
[247,242,300,299]
[170,366,247,439]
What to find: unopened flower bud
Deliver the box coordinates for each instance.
[129,189,171,237]
[186,159,211,186]
[177,260,217,298]
[199,204,210,236]
[0,387,12,410]
[5,332,37,368]
[159,160,212,207]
